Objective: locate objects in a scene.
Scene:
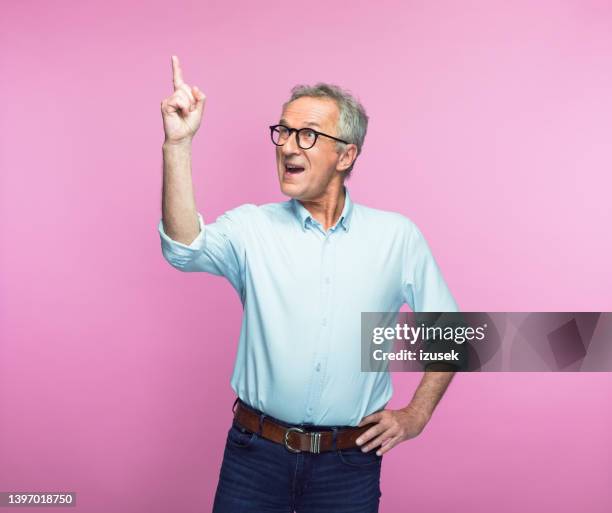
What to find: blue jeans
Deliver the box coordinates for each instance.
[212,402,383,512]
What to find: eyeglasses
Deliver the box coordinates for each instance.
[269,124,351,150]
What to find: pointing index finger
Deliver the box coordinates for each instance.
[171,55,185,90]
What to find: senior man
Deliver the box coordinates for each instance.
[158,55,458,513]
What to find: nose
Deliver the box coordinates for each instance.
[281,130,301,157]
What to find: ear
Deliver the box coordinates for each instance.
[336,144,358,173]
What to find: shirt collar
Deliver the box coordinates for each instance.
[291,185,354,233]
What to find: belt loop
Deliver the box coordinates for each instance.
[258,413,266,436]
[331,427,338,451]
[232,397,239,414]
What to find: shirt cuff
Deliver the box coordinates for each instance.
[158,212,206,257]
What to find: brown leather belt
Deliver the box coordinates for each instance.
[233,399,376,454]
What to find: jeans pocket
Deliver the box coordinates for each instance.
[337,446,383,467]
[227,422,257,449]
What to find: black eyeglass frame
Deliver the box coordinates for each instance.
[269,124,351,150]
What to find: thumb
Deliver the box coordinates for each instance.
[192,85,206,111]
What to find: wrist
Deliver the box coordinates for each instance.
[163,137,193,151]
[402,402,432,423]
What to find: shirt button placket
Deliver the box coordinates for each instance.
[307,233,333,421]
[321,235,332,327]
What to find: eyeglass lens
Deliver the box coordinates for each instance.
[271,126,317,149]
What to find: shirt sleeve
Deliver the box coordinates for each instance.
[402,222,459,313]
[158,204,256,298]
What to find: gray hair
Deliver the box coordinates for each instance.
[282,82,369,179]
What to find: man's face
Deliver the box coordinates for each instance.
[275,96,350,200]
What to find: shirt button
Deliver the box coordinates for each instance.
[325,277,330,284]
[307,407,313,415]
[322,318,327,326]
[316,363,321,372]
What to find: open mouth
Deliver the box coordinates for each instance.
[284,164,305,174]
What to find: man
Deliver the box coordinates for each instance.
[158,55,458,513]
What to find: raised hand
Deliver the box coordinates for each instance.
[161,55,206,144]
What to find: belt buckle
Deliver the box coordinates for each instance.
[284,426,305,453]
[285,427,305,452]
[284,427,322,454]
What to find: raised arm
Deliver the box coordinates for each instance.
[160,55,206,245]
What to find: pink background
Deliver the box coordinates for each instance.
[1,1,611,511]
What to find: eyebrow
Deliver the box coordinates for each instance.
[279,118,321,128]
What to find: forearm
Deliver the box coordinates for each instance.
[161,140,200,245]
[403,368,455,419]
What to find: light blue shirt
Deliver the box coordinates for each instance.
[158,186,458,426]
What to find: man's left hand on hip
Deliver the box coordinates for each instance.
[355,406,431,456]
